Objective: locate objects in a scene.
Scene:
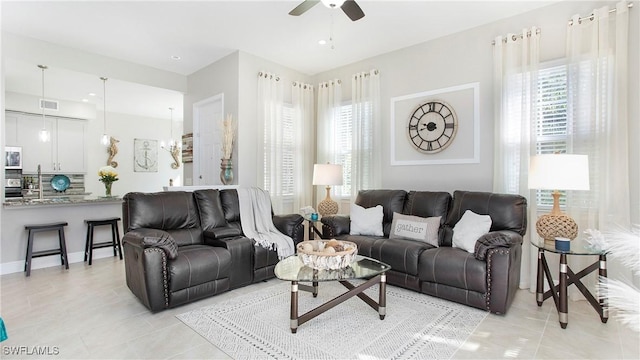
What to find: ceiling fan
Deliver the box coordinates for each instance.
[289,0,365,22]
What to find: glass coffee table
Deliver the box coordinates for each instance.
[274,255,391,333]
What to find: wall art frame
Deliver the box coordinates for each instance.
[181,133,193,163]
[133,138,158,172]
[390,82,480,166]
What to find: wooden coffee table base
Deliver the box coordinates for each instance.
[289,274,386,333]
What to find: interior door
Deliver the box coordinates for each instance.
[193,94,224,185]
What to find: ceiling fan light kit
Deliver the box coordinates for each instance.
[289,0,364,21]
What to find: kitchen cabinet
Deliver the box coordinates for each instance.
[5,113,19,146]
[8,112,87,173]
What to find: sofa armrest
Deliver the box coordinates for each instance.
[202,226,243,240]
[321,215,350,238]
[474,230,522,261]
[273,214,305,244]
[123,228,178,260]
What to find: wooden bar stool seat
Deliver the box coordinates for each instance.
[24,222,69,277]
[84,217,122,265]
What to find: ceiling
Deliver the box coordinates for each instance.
[1,0,557,119]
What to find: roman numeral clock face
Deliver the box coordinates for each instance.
[408,101,458,153]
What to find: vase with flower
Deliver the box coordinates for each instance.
[220,114,236,185]
[98,166,119,197]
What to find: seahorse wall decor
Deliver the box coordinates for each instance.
[107,136,119,168]
[170,146,181,169]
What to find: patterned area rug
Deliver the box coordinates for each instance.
[177,281,487,359]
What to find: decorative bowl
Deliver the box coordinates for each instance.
[296,239,357,270]
[50,174,70,192]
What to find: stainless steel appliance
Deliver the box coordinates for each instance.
[5,169,23,198]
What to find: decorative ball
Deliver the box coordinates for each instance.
[301,243,313,253]
[324,246,336,254]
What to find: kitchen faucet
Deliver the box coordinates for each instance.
[37,164,44,200]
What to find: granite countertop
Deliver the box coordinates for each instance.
[3,195,123,209]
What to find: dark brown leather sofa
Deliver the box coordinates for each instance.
[121,189,304,311]
[321,190,527,314]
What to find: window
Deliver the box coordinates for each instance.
[263,103,295,197]
[535,62,568,207]
[335,103,352,197]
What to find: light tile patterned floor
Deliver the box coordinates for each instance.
[0,257,638,359]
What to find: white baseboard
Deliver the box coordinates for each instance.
[0,247,119,275]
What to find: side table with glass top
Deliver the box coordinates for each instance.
[274,255,391,333]
[532,238,608,329]
[303,215,323,240]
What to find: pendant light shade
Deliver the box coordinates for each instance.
[38,65,51,142]
[100,77,110,146]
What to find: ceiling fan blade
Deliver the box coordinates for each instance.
[341,0,365,21]
[289,0,320,16]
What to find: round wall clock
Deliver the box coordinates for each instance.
[408,100,458,153]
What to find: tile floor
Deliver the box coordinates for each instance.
[0,257,638,359]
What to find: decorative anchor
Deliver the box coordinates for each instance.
[107,136,119,168]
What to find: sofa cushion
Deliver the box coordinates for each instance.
[356,190,407,237]
[390,212,441,247]
[443,191,527,247]
[123,191,203,247]
[374,238,433,276]
[194,189,229,231]
[419,247,487,293]
[350,204,384,236]
[168,245,231,292]
[452,210,492,253]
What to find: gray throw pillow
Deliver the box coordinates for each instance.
[389,212,441,247]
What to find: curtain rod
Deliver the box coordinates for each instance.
[569,2,633,25]
[491,28,540,45]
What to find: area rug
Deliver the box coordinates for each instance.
[176,281,487,359]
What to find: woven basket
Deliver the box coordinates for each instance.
[296,240,357,270]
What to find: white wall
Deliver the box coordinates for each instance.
[5,91,183,195]
[86,111,183,195]
[310,0,639,216]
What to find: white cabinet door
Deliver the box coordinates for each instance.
[55,118,86,173]
[16,114,55,173]
[5,114,19,146]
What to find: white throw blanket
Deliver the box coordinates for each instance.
[237,187,295,259]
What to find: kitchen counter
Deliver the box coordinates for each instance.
[1,196,124,274]
[3,195,122,209]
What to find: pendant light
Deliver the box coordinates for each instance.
[100,77,110,146]
[37,65,51,142]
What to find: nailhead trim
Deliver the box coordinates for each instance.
[485,247,509,312]
[146,247,169,308]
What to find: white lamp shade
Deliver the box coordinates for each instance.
[313,164,343,186]
[529,154,590,191]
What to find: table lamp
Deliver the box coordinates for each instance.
[313,163,343,216]
[528,154,590,246]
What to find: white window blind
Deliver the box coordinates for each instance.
[336,103,352,197]
[535,62,568,207]
[264,103,295,197]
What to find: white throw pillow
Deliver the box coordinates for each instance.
[452,210,492,253]
[350,204,384,236]
[389,212,441,247]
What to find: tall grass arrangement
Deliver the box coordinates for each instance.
[222,114,235,159]
[586,225,640,332]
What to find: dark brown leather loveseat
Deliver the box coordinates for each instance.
[321,190,527,314]
[121,189,304,311]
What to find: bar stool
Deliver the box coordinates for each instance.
[24,222,69,277]
[84,217,122,265]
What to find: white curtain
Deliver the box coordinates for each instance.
[291,81,315,212]
[256,71,285,213]
[492,28,540,290]
[351,69,381,198]
[316,80,342,204]
[565,3,631,288]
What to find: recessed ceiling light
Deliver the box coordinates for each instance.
[171,55,182,61]
[82,99,89,102]
[88,93,96,97]
[318,40,327,45]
